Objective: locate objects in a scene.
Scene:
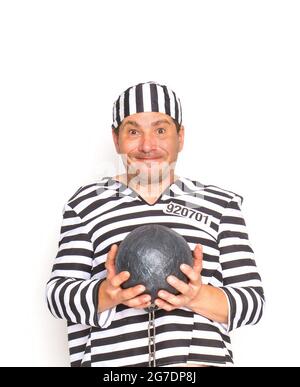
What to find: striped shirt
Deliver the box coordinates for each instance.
[46,176,265,367]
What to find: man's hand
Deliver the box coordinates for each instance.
[154,244,203,311]
[98,244,151,312]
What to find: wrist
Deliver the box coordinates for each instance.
[187,284,205,313]
[98,280,113,312]
[188,284,229,323]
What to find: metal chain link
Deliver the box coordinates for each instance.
[147,304,156,367]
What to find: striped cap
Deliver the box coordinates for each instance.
[112,81,182,129]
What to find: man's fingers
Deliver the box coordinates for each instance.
[180,264,199,284]
[123,293,152,308]
[124,300,152,309]
[110,270,130,287]
[154,298,175,311]
[167,273,194,293]
[175,244,203,287]
[121,284,147,301]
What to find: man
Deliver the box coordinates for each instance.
[46,81,265,367]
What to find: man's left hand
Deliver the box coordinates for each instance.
[154,243,203,311]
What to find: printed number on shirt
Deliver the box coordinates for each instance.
[163,201,210,225]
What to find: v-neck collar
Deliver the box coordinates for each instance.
[108,175,182,206]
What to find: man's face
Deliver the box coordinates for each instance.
[112,112,184,184]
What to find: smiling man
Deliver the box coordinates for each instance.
[46,81,265,367]
[112,111,183,204]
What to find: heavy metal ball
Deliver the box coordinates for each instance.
[115,224,193,304]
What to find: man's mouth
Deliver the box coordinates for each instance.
[135,156,162,161]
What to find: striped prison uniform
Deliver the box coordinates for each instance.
[46,176,265,367]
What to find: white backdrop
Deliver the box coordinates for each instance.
[0,0,299,367]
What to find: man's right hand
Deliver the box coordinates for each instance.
[98,244,151,312]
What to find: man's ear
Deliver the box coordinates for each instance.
[112,128,120,154]
[178,125,184,152]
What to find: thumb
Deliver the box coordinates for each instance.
[105,244,118,279]
[193,243,203,273]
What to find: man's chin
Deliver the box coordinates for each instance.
[128,164,171,184]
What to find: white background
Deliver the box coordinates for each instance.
[0,0,299,367]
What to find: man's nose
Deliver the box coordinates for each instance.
[137,133,158,153]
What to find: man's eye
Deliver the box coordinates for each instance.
[129,129,138,135]
[157,128,166,134]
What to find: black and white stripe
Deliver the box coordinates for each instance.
[112,81,182,128]
[46,176,265,367]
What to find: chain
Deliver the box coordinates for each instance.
[147,304,156,367]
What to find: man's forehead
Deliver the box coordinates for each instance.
[121,112,173,127]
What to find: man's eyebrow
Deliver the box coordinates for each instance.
[123,120,140,128]
[151,119,172,126]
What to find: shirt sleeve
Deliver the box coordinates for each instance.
[46,202,116,328]
[217,194,265,332]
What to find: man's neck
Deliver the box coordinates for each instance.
[114,172,178,201]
